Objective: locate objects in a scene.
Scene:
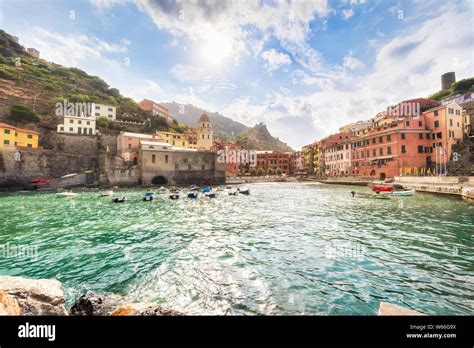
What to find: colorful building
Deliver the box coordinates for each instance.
[137,99,173,123]
[155,130,190,148]
[0,122,39,148]
[196,113,213,150]
[290,151,304,175]
[322,132,352,176]
[213,141,244,177]
[256,151,290,175]
[351,114,433,179]
[423,103,464,167]
[117,131,164,165]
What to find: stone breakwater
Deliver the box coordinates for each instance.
[0,276,182,316]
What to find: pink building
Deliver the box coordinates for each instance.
[117,131,164,165]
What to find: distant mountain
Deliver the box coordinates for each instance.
[162,102,293,152]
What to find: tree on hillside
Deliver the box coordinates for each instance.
[8,105,40,124]
[107,88,120,98]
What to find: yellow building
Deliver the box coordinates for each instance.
[0,122,39,148]
[155,130,190,148]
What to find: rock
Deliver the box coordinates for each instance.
[378,302,425,316]
[70,291,184,316]
[110,303,184,316]
[0,291,22,315]
[69,292,122,316]
[0,275,67,315]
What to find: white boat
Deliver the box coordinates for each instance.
[391,189,415,196]
[99,190,113,196]
[238,187,250,195]
[56,191,77,198]
[205,192,217,198]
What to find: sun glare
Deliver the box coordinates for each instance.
[201,29,232,65]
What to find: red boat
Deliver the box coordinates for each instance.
[31,179,48,183]
[371,185,394,193]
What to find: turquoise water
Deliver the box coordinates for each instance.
[0,183,472,315]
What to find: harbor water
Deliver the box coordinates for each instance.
[0,182,472,315]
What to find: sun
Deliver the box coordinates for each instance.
[200,28,232,66]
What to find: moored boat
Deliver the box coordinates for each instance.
[187,191,198,198]
[169,193,180,200]
[205,192,216,198]
[238,187,250,195]
[391,189,415,196]
[143,193,155,201]
[371,185,394,193]
[351,191,391,199]
[113,196,126,203]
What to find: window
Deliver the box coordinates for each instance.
[456,110,460,115]
[401,145,406,153]
[448,108,453,114]
[69,127,73,132]
[372,149,376,156]
[182,142,185,146]
[87,121,90,125]
[108,108,113,111]
[437,132,442,139]
[95,113,100,116]
[401,133,405,140]
[201,164,205,170]
[95,105,100,110]
[372,138,376,144]
[387,134,391,141]
[3,140,10,145]
[366,150,369,157]
[418,145,423,153]
[27,144,32,148]
[449,119,453,126]
[379,136,383,143]
[165,155,168,164]
[405,121,410,126]
[379,148,383,155]
[27,134,33,139]
[418,121,422,126]
[152,155,156,163]
[128,144,131,149]
[432,134,436,139]
[60,127,64,131]
[78,127,82,134]
[434,120,439,127]
[202,134,205,139]
[70,119,74,124]
[207,134,210,139]
[4,129,10,134]
[78,120,82,125]
[419,133,423,139]
[434,110,438,116]
[89,128,93,135]
[387,146,392,155]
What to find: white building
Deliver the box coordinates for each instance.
[57,115,96,135]
[93,103,116,120]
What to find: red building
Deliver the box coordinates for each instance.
[213,141,243,177]
[351,115,433,179]
[138,99,172,123]
[256,151,291,175]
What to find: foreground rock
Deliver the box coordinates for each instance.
[0,275,68,315]
[70,291,183,316]
[378,302,425,316]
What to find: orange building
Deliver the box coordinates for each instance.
[351,115,433,179]
[137,99,172,123]
[213,140,243,177]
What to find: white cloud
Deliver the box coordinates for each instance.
[343,51,365,70]
[341,8,354,20]
[261,49,291,72]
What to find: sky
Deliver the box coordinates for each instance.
[0,0,473,149]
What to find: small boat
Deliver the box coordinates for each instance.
[351,191,390,199]
[391,189,415,196]
[205,192,216,198]
[226,185,232,189]
[371,185,394,193]
[143,193,155,201]
[56,191,77,198]
[113,197,126,203]
[190,185,199,191]
[169,193,180,200]
[202,187,211,193]
[187,191,198,198]
[228,190,238,196]
[238,187,250,195]
[99,190,113,196]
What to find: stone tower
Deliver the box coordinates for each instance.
[196,113,213,150]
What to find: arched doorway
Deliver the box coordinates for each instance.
[151,175,168,185]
